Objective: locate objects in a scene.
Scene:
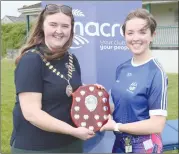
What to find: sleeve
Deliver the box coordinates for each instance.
[148,70,168,117]
[15,52,43,94]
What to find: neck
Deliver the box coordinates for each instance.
[44,41,59,54]
[133,49,152,65]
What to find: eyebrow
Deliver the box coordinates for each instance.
[127,24,149,32]
[140,28,147,31]
[127,27,148,32]
[127,30,133,32]
[62,24,70,26]
[48,22,70,26]
[49,22,57,24]
[140,25,148,31]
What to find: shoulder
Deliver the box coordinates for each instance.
[69,53,80,67]
[148,58,168,88]
[18,49,42,67]
[21,49,41,62]
[71,53,79,62]
[116,58,131,73]
[16,48,43,73]
[150,58,168,79]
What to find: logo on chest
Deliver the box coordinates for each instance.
[126,82,138,93]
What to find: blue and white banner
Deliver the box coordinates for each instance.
[42,1,142,90]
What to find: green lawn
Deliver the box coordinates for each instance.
[1,59,178,153]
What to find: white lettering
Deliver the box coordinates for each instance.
[74,22,84,36]
[111,24,120,37]
[74,21,124,37]
[100,45,113,50]
[113,46,129,50]
[100,40,113,45]
[100,23,110,37]
[85,22,99,36]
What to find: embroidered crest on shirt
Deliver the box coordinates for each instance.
[127,82,138,93]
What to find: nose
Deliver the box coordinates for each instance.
[55,26,62,34]
[132,33,140,41]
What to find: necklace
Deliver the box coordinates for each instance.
[30,49,74,97]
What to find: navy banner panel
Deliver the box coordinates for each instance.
[41,1,142,152]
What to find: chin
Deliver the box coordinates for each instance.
[52,44,64,49]
[133,51,143,55]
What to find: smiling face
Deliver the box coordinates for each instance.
[124,17,155,56]
[43,12,72,52]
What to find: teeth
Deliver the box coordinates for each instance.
[54,36,62,39]
[133,44,141,48]
[133,43,141,45]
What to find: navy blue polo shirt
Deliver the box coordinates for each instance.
[110,58,168,125]
[10,46,82,150]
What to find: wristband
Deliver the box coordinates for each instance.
[114,123,122,132]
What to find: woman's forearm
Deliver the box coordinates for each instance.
[119,117,166,135]
[24,109,76,136]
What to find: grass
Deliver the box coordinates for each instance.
[1,59,178,154]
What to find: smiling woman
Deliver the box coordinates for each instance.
[10,3,96,154]
[100,8,168,153]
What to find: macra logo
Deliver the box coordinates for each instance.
[70,9,124,49]
[71,34,89,49]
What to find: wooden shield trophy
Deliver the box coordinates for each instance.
[71,84,110,132]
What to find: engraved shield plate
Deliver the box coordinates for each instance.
[71,84,110,132]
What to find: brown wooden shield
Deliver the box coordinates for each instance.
[71,84,110,132]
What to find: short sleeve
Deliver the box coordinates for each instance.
[148,70,168,117]
[15,52,43,94]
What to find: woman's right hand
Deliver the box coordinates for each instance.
[71,127,95,140]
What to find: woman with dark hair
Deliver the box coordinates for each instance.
[100,8,168,153]
[10,4,98,153]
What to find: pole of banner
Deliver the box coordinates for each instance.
[146,3,151,13]
[26,15,30,38]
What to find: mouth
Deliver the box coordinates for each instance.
[53,35,63,40]
[132,43,142,49]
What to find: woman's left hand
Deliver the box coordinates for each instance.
[94,83,105,90]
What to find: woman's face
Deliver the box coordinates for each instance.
[43,12,71,52]
[124,18,155,55]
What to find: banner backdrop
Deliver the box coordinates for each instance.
[41,1,142,152]
[42,1,142,91]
